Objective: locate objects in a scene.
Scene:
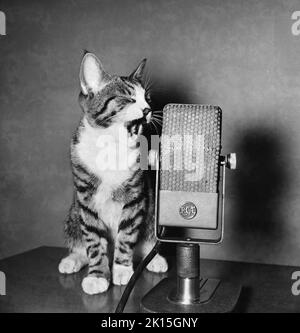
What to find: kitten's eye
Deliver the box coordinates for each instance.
[119,97,135,104]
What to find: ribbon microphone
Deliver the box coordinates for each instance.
[141,104,241,313]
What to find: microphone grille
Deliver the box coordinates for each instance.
[160,104,222,193]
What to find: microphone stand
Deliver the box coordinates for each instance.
[170,243,201,304]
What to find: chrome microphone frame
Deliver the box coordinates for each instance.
[154,151,236,244]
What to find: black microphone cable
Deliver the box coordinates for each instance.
[114,227,165,313]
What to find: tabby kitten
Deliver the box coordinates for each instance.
[58,52,167,295]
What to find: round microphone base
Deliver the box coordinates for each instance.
[140,277,241,313]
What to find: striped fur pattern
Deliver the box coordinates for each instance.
[58,52,167,295]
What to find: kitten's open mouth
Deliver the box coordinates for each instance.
[126,118,146,135]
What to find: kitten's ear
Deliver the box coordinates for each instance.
[79,52,110,95]
[129,58,147,82]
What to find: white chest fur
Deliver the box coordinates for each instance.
[75,118,140,232]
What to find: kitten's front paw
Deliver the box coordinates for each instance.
[81,276,109,295]
[59,256,85,274]
[112,264,134,285]
[147,254,168,273]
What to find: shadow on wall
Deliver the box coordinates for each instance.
[231,125,290,259]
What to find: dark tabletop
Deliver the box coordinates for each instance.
[0,246,299,313]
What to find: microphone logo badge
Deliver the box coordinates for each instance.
[179,202,197,220]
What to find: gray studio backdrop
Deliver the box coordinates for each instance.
[1,0,300,266]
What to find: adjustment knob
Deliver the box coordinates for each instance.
[226,153,237,170]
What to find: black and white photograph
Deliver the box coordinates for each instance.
[0,0,300,316]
